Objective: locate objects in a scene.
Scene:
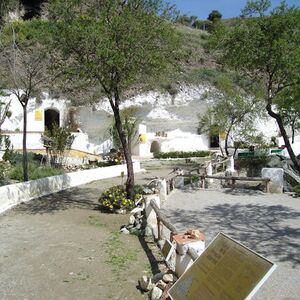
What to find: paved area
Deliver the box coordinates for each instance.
[161,187,300,300]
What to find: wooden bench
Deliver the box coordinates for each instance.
[200,175,271,193]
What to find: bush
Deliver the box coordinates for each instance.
[154,151,210,159]
[9,163,65,181]
[235,156,270,177]
[293,185,300,197]
[99,185,143,212]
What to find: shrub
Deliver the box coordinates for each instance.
[235,156,270,177]
[154,151,210,159]
[293,185,300,197]
[99,185,143,212]
[9,163,65,181]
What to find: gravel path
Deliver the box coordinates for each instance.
[161,187,300,300]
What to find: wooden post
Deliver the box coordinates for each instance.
[157,217,161,240]
[266,180,270,193]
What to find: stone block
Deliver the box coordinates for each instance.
[262,168,284,193]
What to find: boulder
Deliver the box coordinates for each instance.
[151,287,163,300]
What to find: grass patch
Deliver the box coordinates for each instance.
[9,162,65,181]
[87,215,107,227]
[104,232,137,273]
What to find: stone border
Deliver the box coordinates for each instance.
[0,162,142,215]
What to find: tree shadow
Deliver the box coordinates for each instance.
[161,203,300,267]
[10,185,101,215]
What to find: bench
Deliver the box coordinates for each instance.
[200,175,271,193]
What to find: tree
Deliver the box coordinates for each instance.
[44,124,74,166]
[210,0,300,172]
[176,15,191,26]
[110,107,141,154]
[276,88,300,144]
[0,21,53,181]
[198,75,263,156]
[208,10,222,22]
[48,0,178,199]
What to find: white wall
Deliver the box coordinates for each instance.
[2,133,44,150]
[1,91,68,132]
[0,161,142,215]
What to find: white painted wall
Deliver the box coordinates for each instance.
[71,132,113,155]
[1,91,68,133]
[0,161,142,215]
[132,126,210,156]
[2,133,44,150]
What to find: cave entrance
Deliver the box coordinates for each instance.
[44,109,60,131]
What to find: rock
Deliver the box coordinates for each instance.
[130,207,144,215]
[129,215,135,225]
[151,286,163,300]
[120,228,130,234]
[162,273,174,283]
[139,275,154,292]
[144,226,153,237]
[151,272,164,283]
[156,280,167,290]
[135,223,141,230]
[157,240,165,250]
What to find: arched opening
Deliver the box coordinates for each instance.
[150,140,161,153]
[210,134,219,148]
[44,109,60,131]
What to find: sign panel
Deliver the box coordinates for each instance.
[161,239,175,262]
[169,233,276,300]
[35,110,43,121]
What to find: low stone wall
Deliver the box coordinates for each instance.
[0,161,142,215]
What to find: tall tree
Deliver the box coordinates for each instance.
[210,0,300,172]
[276,87,300,144]
[208,10,222,22]
[198,75,263,156]
[48,0,178,199]
[0,21,52,181]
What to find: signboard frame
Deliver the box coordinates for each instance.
[161,239,175,263]
[169,232,277,300]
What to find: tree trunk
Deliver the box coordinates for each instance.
[22,103,29,181]
[291,122,295,144]
[224,122,233,157]
[266,103,300,173]
[224,131,230,157]
[111,92,135,200]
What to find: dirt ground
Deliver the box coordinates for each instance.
[0,158,207,300]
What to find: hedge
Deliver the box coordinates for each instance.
[153,151,210,159]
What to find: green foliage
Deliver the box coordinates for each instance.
[0,161,10,181]
[235,156,270,176]
[209,0,300,171]
[154,151,210,159]
[44,125,74,165]
[208,10,222,22]
[176,15,191,26]
[198,74,264,156]
[293,185,300,197]
[104,232,138,273]
[99,185,142,212]
[9,163,65,181]
[109,107,141,152]
[1,135,14,162]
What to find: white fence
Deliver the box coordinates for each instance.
[0,161,142,215]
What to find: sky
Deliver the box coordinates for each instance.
[165,0,300,19]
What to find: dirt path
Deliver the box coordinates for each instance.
[0,165,171,300]
[0,159,205,299]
